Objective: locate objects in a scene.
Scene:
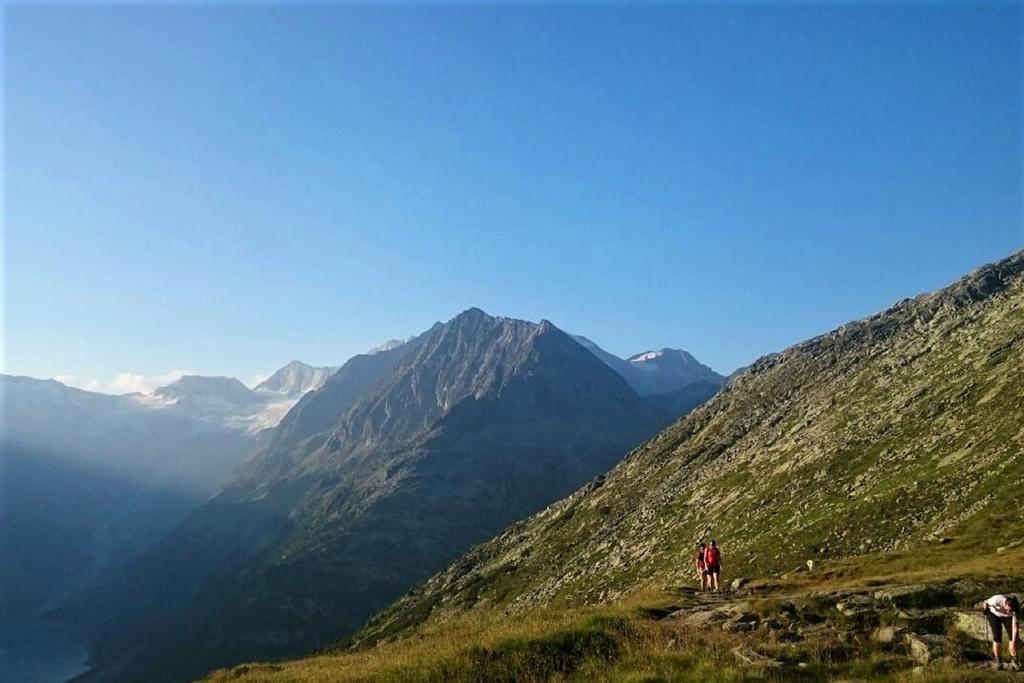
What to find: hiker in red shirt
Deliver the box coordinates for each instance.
[694,543,708,591]
[704,539,722,592]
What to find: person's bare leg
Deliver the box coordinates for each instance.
[993,641,1002,667]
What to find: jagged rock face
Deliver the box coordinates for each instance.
[263,338,425,459]
[357,250,1024,645]
[254,361,340,397]
[81,309,668,682]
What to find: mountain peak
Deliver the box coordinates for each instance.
[571,336,723,397]
[628,349,667,362]
[325,310,574,449]
[628,348,699,364]
[153,374,255,404]
[255,360,339,397]
[450,306,493,324]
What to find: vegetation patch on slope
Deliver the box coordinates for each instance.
[204,540,1024,682]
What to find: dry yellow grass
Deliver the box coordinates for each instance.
[202,539,1024,682]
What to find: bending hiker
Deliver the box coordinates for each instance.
[985,594,1020,670]
[704,539,722,592]
[694,543,708,591]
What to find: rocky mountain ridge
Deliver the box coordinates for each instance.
[354,249,1024,645]
[73,309,709,682]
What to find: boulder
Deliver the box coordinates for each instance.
[894,608,948,634]
[731,577,747,591]
[873,584,956,609]
[835,594,880,625]
[798,623,835,637]
[722,619,758,633]
[731,645,783,668]
[835,594,876,615]
[722,611,760,632]
[952,610,990,642]
[872,625,907,645]
[951,580,988,603]
[906,633,957,665]
[674,608,732,628]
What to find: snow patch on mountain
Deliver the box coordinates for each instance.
[367,337,416,355]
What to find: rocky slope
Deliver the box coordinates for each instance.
[76,309,683,682]
[355,249,1024,644]
[266,336,422,454]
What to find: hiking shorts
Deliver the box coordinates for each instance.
[986,611,1015,643]
[706,564,721,575]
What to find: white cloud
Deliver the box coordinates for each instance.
[54,375,103,392]
[54,369,193,395]
[246,373,270,389]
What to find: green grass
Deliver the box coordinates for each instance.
[203,539,1024,683]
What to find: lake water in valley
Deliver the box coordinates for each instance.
[0,620,90,683]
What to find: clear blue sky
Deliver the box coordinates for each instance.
[5,2,1022,391]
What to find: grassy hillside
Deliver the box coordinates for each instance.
[203,250,1024,681]
[206,539,1024,682]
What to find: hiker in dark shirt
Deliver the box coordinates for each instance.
[694,543,708,591]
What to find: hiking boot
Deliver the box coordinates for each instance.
[1009,658,1020,672]
[992,659,1003,671]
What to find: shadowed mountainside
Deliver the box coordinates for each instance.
[75,309,686,682]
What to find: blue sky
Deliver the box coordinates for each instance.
[5,2,1022,392]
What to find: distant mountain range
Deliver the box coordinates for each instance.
[0,359,338,622]
[572,336,724,396]
[143,361,340,434]
[1,374,254,621]
[68,310,724,682]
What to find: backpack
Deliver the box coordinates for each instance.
[705,546,720,566]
